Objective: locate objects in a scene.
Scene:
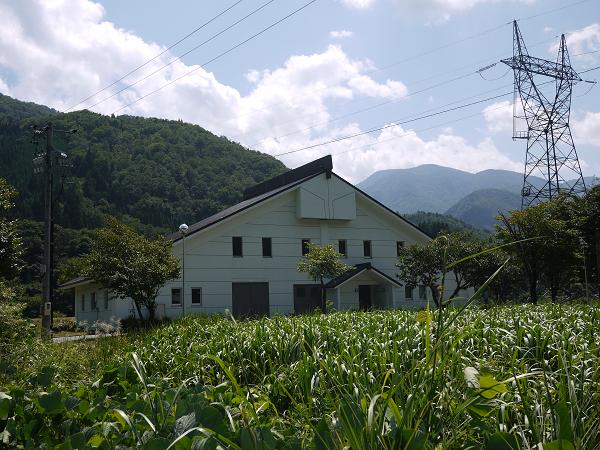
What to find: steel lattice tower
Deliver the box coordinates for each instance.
[501,20,586,208]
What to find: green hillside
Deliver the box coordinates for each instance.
[446,188,522,230]
[402,210,486,237]
[0,94,286,235]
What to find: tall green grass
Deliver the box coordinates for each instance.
[1,304,599,448]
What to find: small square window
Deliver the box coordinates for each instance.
[232,237,243,257]
[191,288,202,305]
[404,286,413,300]
[80,294,85,311]
[396,241,405,257]
[262,237,272,257]
[338,239,347,257]
[104,290,109,310]
[363,240,372,258]
[171,288,182,306]
[302,239,310,256]
[418,285,427,300]
[91,292,97,310]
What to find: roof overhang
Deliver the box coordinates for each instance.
[58,277,94,290]
[325,263,402,289]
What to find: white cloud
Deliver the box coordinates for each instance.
[340,0,376,10]
[330,126,522,182]
[543,26,553,33]
[329,30,354,39]
[573,112,600,147]
[391,0,536,23]
[550,23,600,65]
[0,0,524,183]
[483,100,514,133]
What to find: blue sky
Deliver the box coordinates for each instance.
[0,0,598,182]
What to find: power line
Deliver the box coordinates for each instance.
[252,33,598,156]
[111,0,318,115]
[274,91,512,156]
[331,102,510,159]
[86,0,279,112]
[247,71,479,148]
[231,25,593,146]
[64,0,246,112]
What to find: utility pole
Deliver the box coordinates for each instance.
[43,124,54,337]
[32,123,75,338]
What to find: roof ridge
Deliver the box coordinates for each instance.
[243,155,332,200]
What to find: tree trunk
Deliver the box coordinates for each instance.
[320,278,327,314]
[528,277,538,304]
[147,302,156,322]
[429,284,441,308]
[133,300,144,321]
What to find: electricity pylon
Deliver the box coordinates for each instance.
[502,20,586,208]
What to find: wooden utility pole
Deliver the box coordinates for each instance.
[32,123,75,337]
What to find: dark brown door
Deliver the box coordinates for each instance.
[358,285,372,310]
[232,282,269,318]
[293,284,321,314]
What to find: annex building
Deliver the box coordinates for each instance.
[64,155,456,322]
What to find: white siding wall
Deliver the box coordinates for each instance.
[74,172,469,321]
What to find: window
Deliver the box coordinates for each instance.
[363,240,372,258]
[262,237,272,257]
[104,290,109,310]
[404,286,413,300]
[302,239,310,256]
[396,241,405,257]
[232,236,243,257]
[191,288,202,306]
[171,288,182,306]
[418,285,427,300]
[91,292,97,310]
[338,239,347,257]
[80,293,85,311]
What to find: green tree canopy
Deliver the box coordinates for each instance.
[297,243,351,312]
[78,217,180,321]
[0,178,23,285]
[496,195,581,303]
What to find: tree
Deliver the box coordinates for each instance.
[396,239,444,308]
[0,178,22,284]
[297,243,351,313]
[496,195,581,303]
[576,185,600,295]
[396,233,488,308]
[78,217,180,321]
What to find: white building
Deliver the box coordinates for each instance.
[63,155,457,322]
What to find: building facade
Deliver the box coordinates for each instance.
[64,156,462,322]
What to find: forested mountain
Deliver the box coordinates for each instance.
[357,164,530,214]
[402,211,488,237]
[446,188,522,230]
[0,93,286,235]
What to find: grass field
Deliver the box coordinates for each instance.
[1,303,599,449]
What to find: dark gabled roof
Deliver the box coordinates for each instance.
[59,276,91,289]
[168,172,322,242]
[243,155,332,200]
[325,262,402,288]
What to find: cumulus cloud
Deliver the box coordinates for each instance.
[330,30,354,39]
[0,0,524,183]
[549,23,600,67]
[339,0,376,10]
[573,112,600,147]
[391,0,536,24]
[331,126,523,182]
